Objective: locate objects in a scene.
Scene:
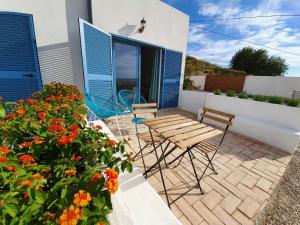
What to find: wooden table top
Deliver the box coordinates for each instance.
[144,114,223,149]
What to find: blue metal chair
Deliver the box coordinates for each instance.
[118,90,149,125]
[83,93,128,138]
[118,90,147,111]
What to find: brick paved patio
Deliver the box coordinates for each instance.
[104,109,291,225]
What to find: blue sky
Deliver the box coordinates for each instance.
[162,0,300,77]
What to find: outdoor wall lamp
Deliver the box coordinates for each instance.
[138,17,146,33]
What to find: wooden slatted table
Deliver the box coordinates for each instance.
[142,114,224,207]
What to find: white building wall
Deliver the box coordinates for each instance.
[0,0,89,90]
[243,76,300,98]
[91,0,189,92]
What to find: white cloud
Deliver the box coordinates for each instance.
[189,0,300,76]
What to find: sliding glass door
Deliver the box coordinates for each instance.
[114,42,140,94]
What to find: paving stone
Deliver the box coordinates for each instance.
[241,175,258,188]
[225,170,246,185]
[220,193,242,214]
[201,190,223,210]
[179,215,192,225]
[175,198,204,225]
[213,206,240,225]
[193,200,224,225]
[233,210,253,225]
[256,177,273,192]
[227,158,243,167]
[238,197,260,218]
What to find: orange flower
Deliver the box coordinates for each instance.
[48,125,63,132]
[37,112,46,119]
[16,108,25,116]
[75,114,84,121]
[33,137,44,145]
[6,114,15,119]
[106,178,118,193]
[22,191,29,199]
[72,155,82,161]
[105,168,118,179]
[60,103,69,108]
[18,99,24,104]
[96,125,102,130]
[70,124,79,132]
[0,96,3,101]
[91,173,103,183]
[73,190,91,207]
[26,98,33,104]
[64,169,77,175]
[19,142,32,148]
[32,173,44,179]
[43,168,51,174]
[98,223,105,225]
[18,154,35,164]
[5,166,16,171]
[58,205,80,225]
[0,157,9,163]
[58,136,71,145]
[0,146,11,155]
[18,180,32,188]
[50,118,63,124]
[109,139,117,147]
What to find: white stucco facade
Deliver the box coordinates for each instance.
[0,0,189,94]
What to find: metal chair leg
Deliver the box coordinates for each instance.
[205,152,217,174]
[188,149,204,194]
[137,137,147,176]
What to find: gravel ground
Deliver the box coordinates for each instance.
[256,144,300,225]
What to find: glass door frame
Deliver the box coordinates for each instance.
[111,36,162,104]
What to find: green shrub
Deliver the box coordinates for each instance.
[238,92,248,99]
[213,89,222,95]
[253,95,267,102]
[183,77,193,90]
[287,98,300,107]
[226,90,236,97]
[248,94,253,98]
[267,96,284,104]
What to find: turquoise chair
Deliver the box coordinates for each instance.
[118,90,148,124]
[83,93,128,138]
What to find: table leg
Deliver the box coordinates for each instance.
[148,127,171,208]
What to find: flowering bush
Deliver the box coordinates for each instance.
[0,82,132,225]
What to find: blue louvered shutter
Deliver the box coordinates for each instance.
[79,19,114,102]
[160,49,182,108]
[0,13,42,102]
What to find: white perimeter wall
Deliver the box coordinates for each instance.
[91,0,189,90]
[0,0,89,90]
[244,76,300,98]
[179,90,300,153]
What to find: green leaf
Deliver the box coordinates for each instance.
[121,161,127,172]
[3,203,19,217]
[35,191,45,204]
[0,106,5,118]
[61,188,67,198]
[127,162,133,173]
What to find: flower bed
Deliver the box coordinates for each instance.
[0,82,132,225]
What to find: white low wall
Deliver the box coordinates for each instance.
[243,76,300,98]
[190,75,206,90]
[179,90,207,114]
[178,90,300,153]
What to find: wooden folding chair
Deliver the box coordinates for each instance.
[132,103,167,174]
[194,107,235,178]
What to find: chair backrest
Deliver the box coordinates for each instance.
[132,103,158,116]
[118,90,147,111]
[200,107,235,127]
[83,93,126,119]
[200,107,235,145]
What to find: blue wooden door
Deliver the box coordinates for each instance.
[79,19,114,102]
[0,12,42,102]
[160,49,182,108]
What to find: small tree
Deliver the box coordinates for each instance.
[229,46,288,76]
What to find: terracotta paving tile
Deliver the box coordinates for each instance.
[201,190,223,210]
[104,109,292,225]
[256,177,273,192]
[238,197,260,218]
[225,170,246,186]
[220,193,242,215]
[213,206,240,225]
[241,175,258,189]
[193,200,224,225]
[233,210,253,225]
